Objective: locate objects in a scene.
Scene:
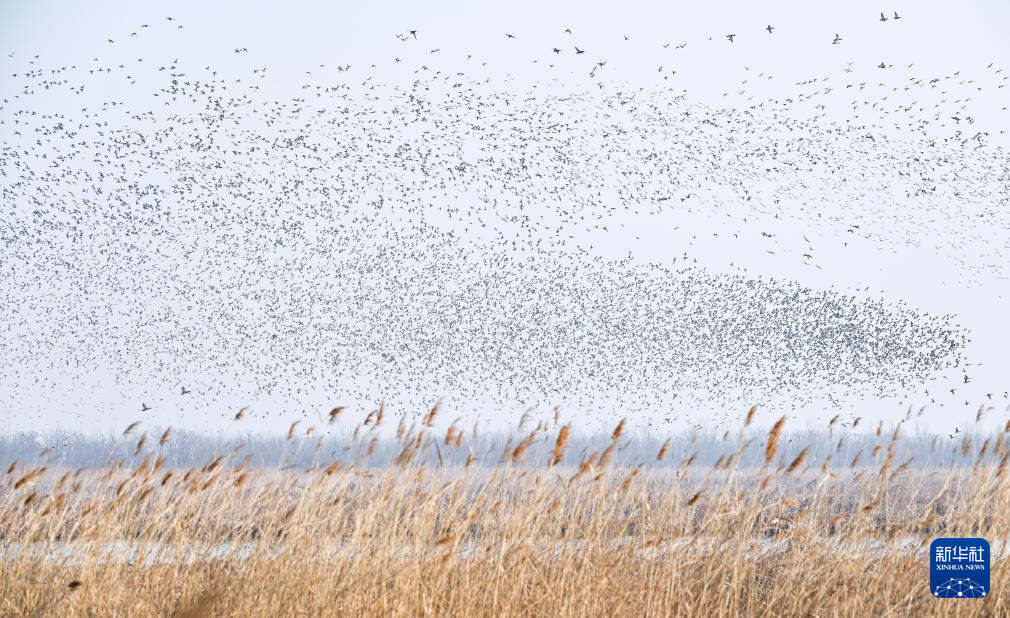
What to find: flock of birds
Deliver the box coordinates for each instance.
[1,10,1007,431]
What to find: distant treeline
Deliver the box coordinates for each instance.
[0,425,991,471]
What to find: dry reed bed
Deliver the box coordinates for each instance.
[1,406,1009,616]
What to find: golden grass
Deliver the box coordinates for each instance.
[1,409,1008,617]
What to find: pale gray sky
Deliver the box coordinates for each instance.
[1,0,1008,436]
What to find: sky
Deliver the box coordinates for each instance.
[1,0,1009,436]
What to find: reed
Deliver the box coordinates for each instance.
[1,405,1008,617]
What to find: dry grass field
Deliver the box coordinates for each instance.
[1,406,1008,617]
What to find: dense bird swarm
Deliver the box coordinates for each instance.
[3,14,1007,428]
